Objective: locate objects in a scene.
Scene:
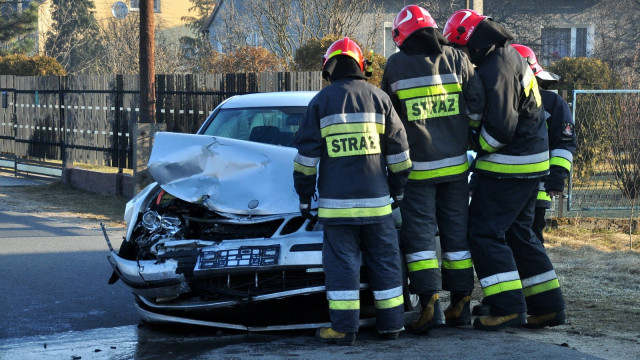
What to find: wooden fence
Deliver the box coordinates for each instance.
[0,72,323,172]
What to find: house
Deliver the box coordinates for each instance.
[203,0,637,73]
[37,0,201,53]
[483,0,639,70]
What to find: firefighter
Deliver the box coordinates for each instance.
[511,44,577,244]
[293,37,412,345]
[381,5,486,333]
[443,9,566,330]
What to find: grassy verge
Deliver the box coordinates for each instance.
[0,180,129,228]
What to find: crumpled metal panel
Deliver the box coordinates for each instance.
[148,132,300,216]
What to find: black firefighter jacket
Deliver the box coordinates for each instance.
[537,89,577,207]
[293,77,412,225]
[381,45,486,184]
[472,45,550,179]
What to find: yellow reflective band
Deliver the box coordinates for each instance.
[469,119,481,128]
[523,279,560,297]
[405,94,460,121]
[523,75,542,107]
[408,161,469,180]
[550,157,572,171]
[318,204,392,218]
[320,122,384,138]
[479,135,498,153]
[329,299,360,310]
[326,132,381,157]
[375,294,404,310]
[475,159,549,174]
[293,162,317,176]
[442,258,473,270]
[407,259,439,272]
[537,190,551,202]
[396,83,462,100]
[483,279,523,297]
[388,159,412,173]
[328,49,343,59]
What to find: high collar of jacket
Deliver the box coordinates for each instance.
[399,27,449,55]
[467,19,514,65]
[323,56,366,82]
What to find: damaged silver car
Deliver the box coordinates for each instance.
[103,91,418,331]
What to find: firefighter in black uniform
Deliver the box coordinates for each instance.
[443,9,566,330]
[293,37,412,345]
[512,44,577,244]
[380,5,486,333]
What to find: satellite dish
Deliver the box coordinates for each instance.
[111,1,129,20]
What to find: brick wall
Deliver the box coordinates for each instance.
[62,168,134,199]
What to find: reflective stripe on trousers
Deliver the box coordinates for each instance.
[323,219,405,333]
[400,178,474,294]
[468,176,565,316]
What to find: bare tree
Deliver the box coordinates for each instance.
[238,0,386,68]
[208,0,256,53]
[97,15,190,74]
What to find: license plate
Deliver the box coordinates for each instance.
[197,245,280,269]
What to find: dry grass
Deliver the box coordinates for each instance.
[543,225,640,335]
[0,180,128,228]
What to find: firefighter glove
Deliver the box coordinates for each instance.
[299,197,318,221]
[391,192,404,210]
[544,171,566,193]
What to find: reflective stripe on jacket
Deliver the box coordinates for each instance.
[536,90,577,208]
[293,77,412,224]
[473,45,550,179]
[381,45,485,184]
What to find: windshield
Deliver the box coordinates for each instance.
[201,106,306,147]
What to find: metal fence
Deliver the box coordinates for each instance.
[569,90,640,211]
[0,72,323,173]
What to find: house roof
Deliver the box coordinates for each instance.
[203,0,224,32]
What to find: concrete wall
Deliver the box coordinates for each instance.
[62,167,134,199]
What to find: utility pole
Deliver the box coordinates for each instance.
[140,0,155,125]
[134,0,158,193]
[465,0,483,12]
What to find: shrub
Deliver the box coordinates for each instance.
[0,55,67,76]
[294,35,386,87]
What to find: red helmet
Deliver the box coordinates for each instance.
[511,44,559,81]
[391,5,438,47]
[442,9,488,46]
[323,37,364,72]
[511,44,543,75]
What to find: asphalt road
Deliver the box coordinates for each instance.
[0,176,604,359]
[0,209,137,339]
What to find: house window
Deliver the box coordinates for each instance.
[540,25,593,65]
[383,21,398,59]
[130,0,161,12]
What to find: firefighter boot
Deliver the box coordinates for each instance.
[378,330,401,340]
[472,303,490,316]
[315,327,356,346]
[444,292,471,326]
[473,312,527,331]
[408,293,445,334]
[523,310,567,329]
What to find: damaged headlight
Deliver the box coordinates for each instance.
[142,210,161,232]
[141,210,183,236]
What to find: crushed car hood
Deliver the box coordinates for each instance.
[148,132,301,216]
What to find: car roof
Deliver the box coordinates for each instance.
[220,91,318,109]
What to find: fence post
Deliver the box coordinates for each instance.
[59,76,67,169]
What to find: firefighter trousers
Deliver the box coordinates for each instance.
[400,178,474,295]
[322,218,405,333]
[468,176,565,316]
